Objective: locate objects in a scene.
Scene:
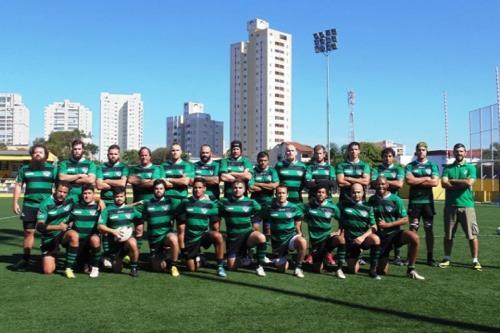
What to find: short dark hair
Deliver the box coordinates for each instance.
[257,151,269,159]
[276,184,288,192]
[192,177,206,187]
[81,184,95,192]
[56,180,71,190]
[108,144,120,152]
[29,144,49,159]
[347,141,360,151]
[71,139,84,149]
[315,183,329,193]
[138,146,151,156]
[453,143,466,150]
[381,147,396,158]
[232,180,246,189]
[113,186,126,196]
[153,179,166,188]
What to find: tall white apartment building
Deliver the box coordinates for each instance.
[230,18,292,158]
[0,93,30,146]
[44,100,92,140]
[100,92,143,161]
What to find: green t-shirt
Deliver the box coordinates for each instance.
[193,160,221,201]
[339,201,375,241]
[336,160,370,201]
[442,162,476,208]
[143,196,177,245]
[368,193,407,239]
[16,162,57,208]
[58,158,97,197]
[178,196,219,245]
[219,156,253,197]
[128,164,162,202]
[405,160,439,204]
[304,199,340,245]
[69,201,100,241]
[262,201,303,250]
[160,159,195,200]
[98,204,141,229]
[37,195,76,244]
[305,162,336,196]
[96,161,129,203]
[275,160,307,204]
[251,166,279,207]
[371,163,404,195]
[218,196,261,241]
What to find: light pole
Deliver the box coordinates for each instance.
[313,28,337,164]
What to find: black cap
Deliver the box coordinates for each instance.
[231,140,242,150]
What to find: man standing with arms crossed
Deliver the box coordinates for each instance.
[193,144,221,201]
[58,139,97,198]
[439,143,481,270]
[275,143,307,206]
[405,142,440,266]
[336,142,370,205]
[220,140,253,198]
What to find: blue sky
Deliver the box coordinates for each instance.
[1,0,499,154]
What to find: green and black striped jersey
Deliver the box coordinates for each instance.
[16,162,57,208]
[96,161,129,203]
[275,160,307,204]
[371,163,404,195]
[262,201,303,249]
[405,160,439,204]
[143,196,176,245]
[304,199,340,245]
[58,158,97,197]
[336,160,370,201]
[305,161,336,196]
[98,204,141,229]
[128,164,162,202]
[37,195,76,244]
[178,196,219,245]
[218,197,261,241]
[160,160,195,200]
[251,166,279,207]
[339,201,375,241]
[193,160,221,201]
[219,156,253,197]
[69,201,100,240]
[368,193,407,239]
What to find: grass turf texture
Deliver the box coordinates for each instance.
[0,198,499,332]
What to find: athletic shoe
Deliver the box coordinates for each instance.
[427,259,439,267]
[335,268,346,279]
[12,259,30,271]
[89,266,99,278]
[438,259,450,268]
[171,266,180,277]
[263,256,272,264]
[240,256,253,267]
[325,253,336,266]
[369,270,381,280]
[103,258,112,268]
[359,257,367,265]
[294,267,305,278]
[256,265,266,277]
[122,255,131,265]
[407,270,425,280]
[473,262,482,271]
[129,267,139,277]
[65,268,76,279]
[304,254,313,265]
[217,266,227,278]
[393,256,405,266]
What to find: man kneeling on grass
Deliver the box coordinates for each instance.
[97,187,141,277]
[178,178,226,277]
[368,176,425,280]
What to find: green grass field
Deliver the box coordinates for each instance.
[0,198,499,332]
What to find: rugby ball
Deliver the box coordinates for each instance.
[115,226,133,242]
[496,226,500,235]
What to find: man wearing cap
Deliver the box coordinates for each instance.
[405,142,440,266]
[439,143,481,270]
[219,140,253,198]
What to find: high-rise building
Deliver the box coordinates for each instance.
[0,93,29,146]
[230,18,292,158]
[166,102,224,157]
[44,99,92,140]
[100,92,143,161]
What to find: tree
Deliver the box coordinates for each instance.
[329,142,382,167]
[152,147,168,165]
[0,143,7,150]
[43,130,99,161]
[121,150,140,165]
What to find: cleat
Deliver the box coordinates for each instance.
[304,254,313,265]
[256,265,266,277]
[65,268,76,279]
[103,258,112,268]
[325,253,336,266]
[263,256,272,264]
[217,266,227,278]
[393,256,405,266]
[407,270,425,280]
[129,267,139,277]
[294,267,304,278]
[369,270,381,280]
[427,259,439,267]
[473,262,482,271]
[171,266,180,277]
[122,255,131,265]
[438,260,450,268]
[335,268,346,279]
[358,257,367,266]
[89,266,99,278]
[12,259,30,271]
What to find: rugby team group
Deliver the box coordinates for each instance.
[10,138,481,280]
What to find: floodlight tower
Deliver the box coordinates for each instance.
[348,90,356,143]
[313,28,337,163]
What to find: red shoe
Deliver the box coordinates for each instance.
[305,254,313,265]
[326,253,336,266]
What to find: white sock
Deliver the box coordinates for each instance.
[472,257,479,263]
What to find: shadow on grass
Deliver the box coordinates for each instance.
[183,272,500,333]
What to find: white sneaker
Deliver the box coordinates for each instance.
[336,268,346,279]
[103,258,112,268]
[294,267,304,278]
[263,256,272,264]
[89,266,99,278]
[407,270,425,280]
[256,265,266,277]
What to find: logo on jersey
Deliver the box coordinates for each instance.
[384,205,394,213]
[242,207,250,213]
[43,171,52,177]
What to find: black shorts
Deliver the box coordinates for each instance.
[184,232,212,260]
[21,206,38,230]
[272,234,298,258]
[345,239,371,259]
[106,235,127,258]
[408,203,435,221]
[311,236,336,263]
[40,232,67,256]
[380,230,405,258]
[227,231,252,258]
[149,240,167,258]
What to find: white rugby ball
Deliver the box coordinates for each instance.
[496,227,500,235]
[115,226,133,242]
